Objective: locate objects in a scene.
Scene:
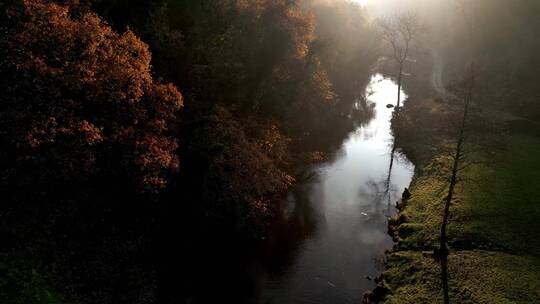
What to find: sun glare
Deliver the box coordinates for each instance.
[354,0,369,7]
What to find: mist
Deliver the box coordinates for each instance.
[1,1,540,303]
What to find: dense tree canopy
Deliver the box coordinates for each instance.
[0,0,380,303]
[0,0,183,192]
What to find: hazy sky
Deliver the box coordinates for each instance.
[365,0,450,17]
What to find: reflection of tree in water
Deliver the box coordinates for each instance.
[383,137,411,210]
[156,176,323,303]
[260,183,319,276]
[158,182,321,303]
[351,96,376,126]
[301,96,376,153]
[384,139,398,206]
[358,138,401,219]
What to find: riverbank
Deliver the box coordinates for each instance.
[377,99,540,303]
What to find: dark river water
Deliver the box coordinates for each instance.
[170,74,414,304]
[257,74,414,303]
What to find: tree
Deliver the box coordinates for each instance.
[178,105,295,236]
[0,0,183,192]
[307,0,378,110]
[0,2,186,302]
[434,64,489,304]
[378,13,422,109]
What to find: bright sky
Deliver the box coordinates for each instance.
[353,0,370,6]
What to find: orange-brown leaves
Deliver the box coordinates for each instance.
[185,106,293,232]
[1,0,183,191]
[251,0,315,59]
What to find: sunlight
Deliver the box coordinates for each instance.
[6,1,540,303]
[353,0,369,7]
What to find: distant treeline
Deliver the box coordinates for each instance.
[439,0,540,119]
[0,0,378,303]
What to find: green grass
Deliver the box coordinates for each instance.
[465,134,540,255]
[382,119,540,303]
[384,251,540,304]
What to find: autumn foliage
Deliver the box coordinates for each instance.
[0,1,379,302]
[0,0,183,192]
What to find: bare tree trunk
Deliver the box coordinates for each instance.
[439,153,459,304]
[438,64,474,304]
[397,64,403,108]
[440,122,464,304]
[440,254,450,304]
[385,140,397,194]
[377,13,420,111]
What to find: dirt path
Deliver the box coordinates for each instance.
[429,49,539,124]
[430,49,452,98]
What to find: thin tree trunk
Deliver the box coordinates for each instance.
[439,99,466,304]
[440,254,450,304]
[397,64,403,108]
[397,45,408,109]
[440,155,459,304]
[439,65,474,304]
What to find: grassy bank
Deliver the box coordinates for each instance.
[380,102,540,303]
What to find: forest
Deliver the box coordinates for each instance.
[1,0,539,303]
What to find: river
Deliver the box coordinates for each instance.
[168,74,415,304]
[254,74,415,303]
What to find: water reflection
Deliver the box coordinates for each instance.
[258,74,414,304]
[162,74,414,304]
[261,185,319,276]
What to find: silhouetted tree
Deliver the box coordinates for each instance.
[378,13,422,109]
[436,64,484,304]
